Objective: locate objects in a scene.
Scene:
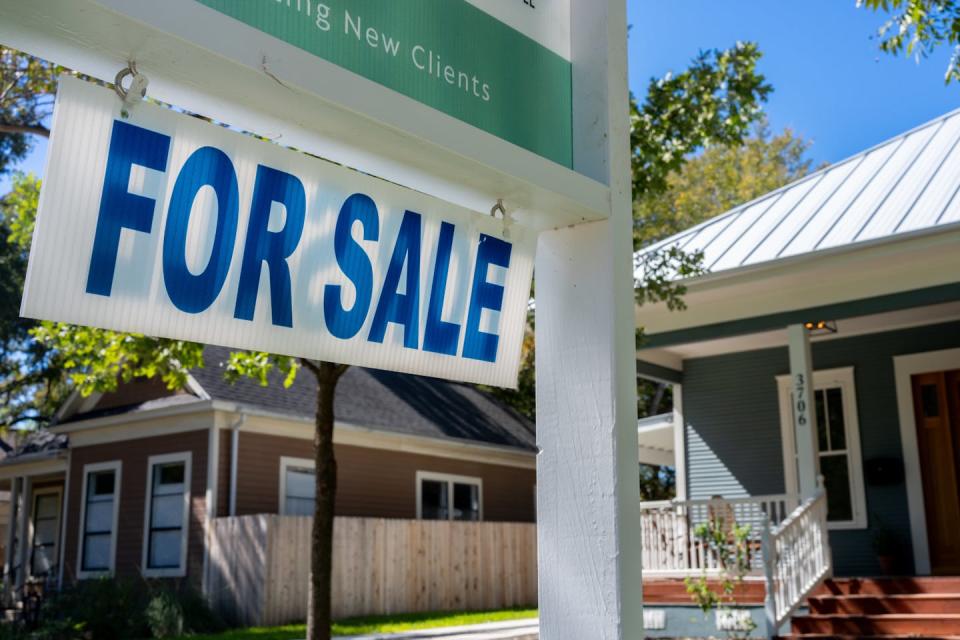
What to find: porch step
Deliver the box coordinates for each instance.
[790,613,960,635]
[785,578,960,638]
[817,577,960,596]
[808,594,960,614]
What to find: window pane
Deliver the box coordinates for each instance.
[286,467,315,500]
[149,530,182,568]
[36,495,59,519]
[421,480,448,520]
[921,383,940,418]
[826,388,846,450]
[815,390,828,451]
[91,471,115,497]
[85,500,114,533]
[151,494,184,529]
[453,483,480,521]
[82,533,111,571]
[34,519,58,547]
[156,463,185,486]
[285,496,314,516]
[821,454,853,522]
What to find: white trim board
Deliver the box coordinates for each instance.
[141,451,192,579]
[776,367,868,530]
[893,347,960,575]
[415,471,484,521]
[76,460,122,580]
[278,456,314,516]
[28,486,63,581]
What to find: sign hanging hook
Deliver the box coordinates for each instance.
[490,198,511,239]
[114,61,149,119]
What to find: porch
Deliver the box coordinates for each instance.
[638,490,831,636]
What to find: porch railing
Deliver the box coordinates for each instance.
[639,493,799,576]
[762,488,832,636]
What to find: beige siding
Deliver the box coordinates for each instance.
[63,431,209,585]
[236,432,536,522]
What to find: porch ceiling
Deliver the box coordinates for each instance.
[640,299,960,364]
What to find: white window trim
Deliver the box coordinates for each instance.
[893,347,960,576]
[776,366,867,530]
[279,456,315,516]
[141,452,192,578]
[415,471,484,521]
[76,460,122,580]
[28,486,62,579]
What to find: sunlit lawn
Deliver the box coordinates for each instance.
[177,608,538,639]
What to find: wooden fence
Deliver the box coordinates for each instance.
[206,515,538,626]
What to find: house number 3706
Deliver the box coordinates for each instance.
[794,373,807,425]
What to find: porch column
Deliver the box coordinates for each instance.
[16,476,31,591]
[3,477,20,600]
[787,324,820,500]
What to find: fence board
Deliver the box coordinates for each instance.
[208,516,538,625]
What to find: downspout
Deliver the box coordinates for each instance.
[229,415,245,516]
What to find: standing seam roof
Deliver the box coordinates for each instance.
[635,107,960,279]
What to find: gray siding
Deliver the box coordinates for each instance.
[683,319,960,576]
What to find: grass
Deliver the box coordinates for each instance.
[177,608,538,639]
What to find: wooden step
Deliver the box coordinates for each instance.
[791,613,960,635]
[809,594,960,614]
[818,577,960,596]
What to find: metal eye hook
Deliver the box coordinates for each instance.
[114,61,149,118]
[490,199,511,239]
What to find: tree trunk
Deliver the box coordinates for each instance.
[304,360,347,640]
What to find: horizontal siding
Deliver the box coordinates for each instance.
[64,430,209,586]
[235,432,535,523]
[683,319,960,576]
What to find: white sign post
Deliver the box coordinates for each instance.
[4,0,643,636]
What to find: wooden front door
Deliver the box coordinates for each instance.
[912,370,960,575]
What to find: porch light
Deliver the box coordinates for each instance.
[804,320,837,335]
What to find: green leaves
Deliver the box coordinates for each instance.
[859,0,960,83]
[0,46,60,173]
[223,351,300,389]
[631,42,772,204]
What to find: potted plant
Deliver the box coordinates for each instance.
[871,517,899,576]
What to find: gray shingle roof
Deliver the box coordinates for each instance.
[636,107,960,279]
[190,347,536,451]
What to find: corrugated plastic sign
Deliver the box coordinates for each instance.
[21,77,535,387]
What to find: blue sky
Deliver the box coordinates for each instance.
[3,2,959,191]
[628,0,960,165]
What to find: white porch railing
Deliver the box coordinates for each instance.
[639,490,831,639]
[761,489,832,636]
[639,494,799,576]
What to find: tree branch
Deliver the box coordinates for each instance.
[0,122,49,137]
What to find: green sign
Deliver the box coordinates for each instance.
[195,0,573,167]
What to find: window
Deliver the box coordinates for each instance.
[280,457,315,516]
[30,488,61,577]
[142,452,191,577]
[777,367,867,529]
[416,472,482,521]
[78,461,121,577]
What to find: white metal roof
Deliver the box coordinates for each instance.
[636,107,960,278]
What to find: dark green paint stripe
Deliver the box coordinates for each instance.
[643,282,960,348]
[636,359,683,384]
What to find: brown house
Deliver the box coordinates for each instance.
[0,346,536,597]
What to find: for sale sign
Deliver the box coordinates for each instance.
[21,77,535,387]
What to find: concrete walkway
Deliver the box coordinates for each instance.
[334,619,539,640]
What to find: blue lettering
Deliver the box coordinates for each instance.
[86,120,170,296]
[162,146,239,313]
[233,165,306,328]
[368,210,421,348]
[324,193,379,339]
[423,222,460,356]
[462,234,512,362]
